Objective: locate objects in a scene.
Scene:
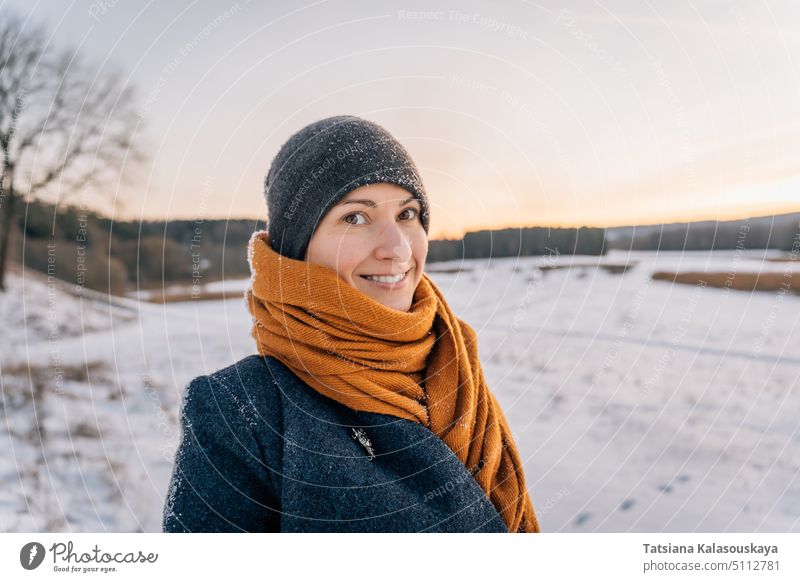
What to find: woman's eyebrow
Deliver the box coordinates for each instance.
[339,195,417,208]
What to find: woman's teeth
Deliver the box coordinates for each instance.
[362,271,407,283]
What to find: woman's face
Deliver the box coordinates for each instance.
[305,182,428,312]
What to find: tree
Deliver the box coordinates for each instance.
[0,8,145,291]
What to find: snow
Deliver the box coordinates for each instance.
[125,277,250,300]
[1,248,798,532]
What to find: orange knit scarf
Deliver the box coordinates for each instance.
[245,230,540,533]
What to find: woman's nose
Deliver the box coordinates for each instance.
[373,220,412,262]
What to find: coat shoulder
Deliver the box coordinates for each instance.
[204,353,273,389]
[164,354,285,532]
[197,354,285,411]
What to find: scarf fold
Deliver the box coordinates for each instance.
[245,230,540,533]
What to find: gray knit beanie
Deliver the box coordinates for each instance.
[264,115,430,261]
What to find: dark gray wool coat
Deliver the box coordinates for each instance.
[162,354,510,532]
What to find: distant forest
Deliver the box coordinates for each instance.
[11,200,261,295]
[8,199,799,295]
[426,226,606,262]
[606,212,800,253]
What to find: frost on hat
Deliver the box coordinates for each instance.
[264,115,430,261]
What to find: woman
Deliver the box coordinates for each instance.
[162,115,541,533]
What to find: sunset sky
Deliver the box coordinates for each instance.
[6,0,800,239]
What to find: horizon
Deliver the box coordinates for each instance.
[49,198,800,241]
[4,0,799,239]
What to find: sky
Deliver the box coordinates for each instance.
[3,0,800,239]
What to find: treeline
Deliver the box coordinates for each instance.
[11,200,260,295]
[11,200,609,295]
[428,226,607,262]
[609,213,800,252]
[12,199,797,296]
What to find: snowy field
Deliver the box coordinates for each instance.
[1,248,798,532]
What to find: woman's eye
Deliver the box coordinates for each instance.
[343,208,418,225]
[343,212,368,225]
[400,208,418,221]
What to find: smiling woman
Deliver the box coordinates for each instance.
[304,183,428,312]
[162,115,541,533]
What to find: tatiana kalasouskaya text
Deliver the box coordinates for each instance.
[643,543,778,557]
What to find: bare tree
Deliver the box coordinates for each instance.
[0,9,146,290]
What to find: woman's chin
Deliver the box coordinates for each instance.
[352,270,416,310]
[354,281,411,311]
[368,291,411,312]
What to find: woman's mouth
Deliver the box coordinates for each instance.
[359,268,411,290]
